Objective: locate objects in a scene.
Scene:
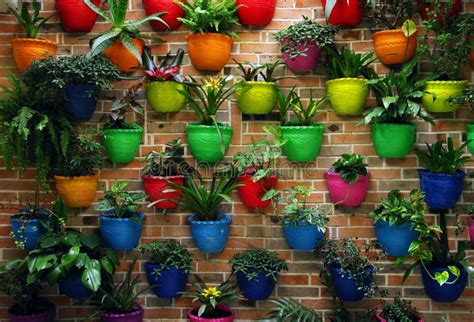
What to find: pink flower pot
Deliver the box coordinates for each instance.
[374,310,424,322]
[100,303,144,322]
[281,41,320,73]
[469,216,474,248]
[187,304,235,322]
[325,170,369,207]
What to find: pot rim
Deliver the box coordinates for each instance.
[101,125,144,133]
[373,29,416,37]
[100,211,144,222]
[54,172,99,181]
[371,122,416,129]
[146,80,184,87]
[425,80,468,86]
[419,169,466,178]
[325,168,370,180]
[186,123,234,131]
[238,173,278,180]
[238,81,276,86]
[8,301,55,318]
[142,174,185,181]
[279,124,325,130]
[100,302,143,318]
[11,37,58,47]
[326,77,368,84]
[187,303,235,320]
[187,32,234,42]
[188,212,231,224]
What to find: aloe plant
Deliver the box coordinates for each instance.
[9,0,52,38]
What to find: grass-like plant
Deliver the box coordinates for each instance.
[417,138,471,174]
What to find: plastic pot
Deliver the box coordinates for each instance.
[143,0,185,31]
[145,81,186,113]
[99,212,144,251]
[186,124,233,163]
[280,125,325,162]
[469,216,474,248]
[419,170,465,210]
[237,174,278,208]
[142,175,184,209]
[422,80,468,113]
[236,0,276,26]
[328,264,374,302]
[325,78,368,115]
[55,173,99,208]
[321,0,362,27]
[11,38,58,73]
[373,30,417,65]
[102,38,144,73]
[56,0,100,33]
[374,221,419,256]
[100,302,144,322]
[236,270,276,301]
[281,41,320,73]
[187,33,233,71]
[324,170,369,207]
[145,262,188,298]
[421,265,467,302]
[188,213,231,253]
[236,81,277,115]
[64,83,98,122]
[282,220,325,251]
[417,0,462,22]
[10,216,44,251]
[371,123,416,158]
[8,299,55,322]
[58,275,92,299]
[466,123,474,155]
[188,304,235,322]
[102,125,143,164]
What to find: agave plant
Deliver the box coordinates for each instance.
[9,0,52,38]
[325,46,376,79]
[289,91,329,126]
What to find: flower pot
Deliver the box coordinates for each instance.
[280,125,325,162]
[236,81,277,115]
[186,124,233,163]
[469,216,474,248]
[421,265,467,302]
[236,0,276,26]
[282,220,325,251]
[321,0,362,27]
[11,38,58,73]
[325,78,368,115]
[99,212,144,251]
[422,80,468,113]
[100,302,144,322]
[8,300,55,322]
[187,33,233,71]
[416,0,462,23]
[371,123,416,158]
[419,170,465,210]
[56,0,100,33]
[281,41,320,73]
[374,310,424,322]
[373,30,417,66]
[374,221,419,256]
[235,270,276,301]
[143,0,185,31]
[10,216,44,251]
[237,174,278,208]
[466,123,474,155]
[188,213,231,253]
[102,38,144,73]
[54,173,99,208]
[64,83,98,122]
[324,170,369,207]
[58,275,92,299]
[142,175,184,209]
[187,304,235,322]
[145,262,188,298]
[328,264,374,302]
[102,125,143,164]
[145,81,186,113]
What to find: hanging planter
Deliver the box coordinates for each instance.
[321,0,363,27]
[469,216,474,248]
[145,263,189,298]
[283,221,325,251]
[102,38,145,73]
[10,214,45,251]
[146,81,186,113]
[54,173,99,208]
[422,80,468,113]
[419,170,465,210]
[11,38,57,73]
[371,123,416,158]
[237,174,278,209]
[187,33,233,72]
[236,0,276,26]
[8,300,56,322]
[102,125,143,164]
[373,29,417,66]
[187,304,235,322]
[56,0,100,33]
[416,0,462,23]
[99,212,144,251]
[466,123,474,155]
[282,42,320,73]
[64,83,98,122]
[325,170,369,207]
[186,124,233,163]
[236,82,277,115]
[58,275,93,299]
[142,175,184,209]
[328,264,375,302]
[235,271,276,301]
[280,125,325,162]
[189,213,231,253]
[100,302,144,322]
[143,0,185,31]
[375,221,419,256]
[421,265,468,302]
[326,78,368,115]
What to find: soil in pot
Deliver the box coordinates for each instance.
[8,298,55,322]
[325,78,368,116]
[373,30,416,66]
[11,38,58,73]
[142,175,184,209]
[281,41,320,73]
[56,0,100,33]
[236,81,277,115]
[143,0,185,31]
[99,211,144,251]
[421,265,467,302]
[64,83,98,122]
[236,0,276,26]
[100,302,144,322]
[102,38,144,73]
[374,221,419,256]
[419,170,465,210]
[54,173,99,208]
[102,124,144,164]
[325,170,369,207]
[421,80,468,113]
[466,123,474,155]
[187,33,233,71]
[188,213,231,253]
[145,81,186,113]
[371,123,416,158]
[321,0,363,27]
[186,124,233,163]
[237,173,278,209]
[188,304,234,321]
[280,124,325,162]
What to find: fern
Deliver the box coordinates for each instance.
[268,297,322,322]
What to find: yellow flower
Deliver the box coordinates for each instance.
[201,287,221,300]
[203,77,222,91]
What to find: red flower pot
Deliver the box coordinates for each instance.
[416,0,462,23]
[281,41,321,73]
[187,304,235,322]
[469,216,474,248]
[325,170,369,207]
[236,0,276,26]
[142,174,184,209]
[56,0,100,33]
[237,174,278,209]
[321,0,362,27]
[143,0,185,31]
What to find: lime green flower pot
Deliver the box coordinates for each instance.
[236,81,277,115]
[422,80,468,113]
[280,125,325,162]
[102,124,144,163]
[466,123,474,155]
[371,123,416,158]
[186,124,233,163]
[326,78,368,116]
[145,81,186,113]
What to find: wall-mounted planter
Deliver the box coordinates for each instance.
[422,80,468,113]
[416,0,462,22]
[142,175,184,209]
[100,302,144,322]
[419,170,465,210]
[281,41,320,73]
[236,81,277,115]
[143,0,185,31]
[237,174,278,208]
[421,265,467,302]
[326,78,368,115]
[280,125,325,162]
[328,264,374,302]
[145,262,188,298]
[466,123,474,155]
[58,275,92,299]
[283,221,325,251]
[99,212,144,251]
[236,270,276,301]
[102,38,144,73]
[186,124,233,163]
[145,81,186,113]
[373,30,416,65]
[188,213,231,253]
[188,304,234,322]
[236,0,276,26]
[56,0,100,33]
[371,123,416,158]
[54,173,99,208]
[11,38,58,73]
[10,215,44,251]
[373,310,424,322]
[325,170,369,207]
[469,216,474,248]
[102,125,143,164]
[8,299,55,322]
[187,33,233,72]
[374,221,419,256]
[64,83,98,122]
[321,0,363,27]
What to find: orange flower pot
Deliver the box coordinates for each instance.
[187,33,233,71]
[54,173,99,208]
[373,29,417,66]
[11,38,58,73]
[102,38,144,73]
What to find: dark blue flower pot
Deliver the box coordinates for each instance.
[374,220,419,256]
[419,170,466,210]
[328,264,374,302]
[188,213,231,253]
[282,221,325,251]
[235,270,276,301]
[421,266,467,302]
[64,83,98,122]
[10,217,44,251]
[99,211,144,251]
[58,276,92,299]
[145,262,188,299]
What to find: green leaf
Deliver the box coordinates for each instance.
[434,271,450,286]
[61,245,80,269]
[82,258,101,292]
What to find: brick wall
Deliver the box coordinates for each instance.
[0,0,473,321]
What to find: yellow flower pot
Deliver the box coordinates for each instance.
[422,80,468,113]
[146,81,186,113]
[326,78,368,116]
[54,173,99,208]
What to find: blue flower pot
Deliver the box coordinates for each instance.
[188,213,231,253]
[99,211,144,251]
[421,266,467,302]
[282,221,325,251]
[374,221,419,256]
[10,216,44,251]
[145,262,188,299]
[328,264,374,302]
[235,270,276,301]
[58,276,92,299]
[419,170,466,210]
[64,83,98,122]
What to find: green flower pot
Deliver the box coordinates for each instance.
[280,125,325,162]
[145,81,186,113]
[466,123,474,155]
[102,124,143,163]
[326,78,368,116]
[236,81,277,115]
[186,124,233,163]
[422,80,468,113]
[371,123,416,158]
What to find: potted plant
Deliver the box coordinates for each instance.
[267,297,322,321]
[275,16,338,73]
[230,248,287,301]
[416,0,462,24]
[236,0,276,26]
[176,0,239,71]
[84,0,167,72]
[325,153,369,207]
[417,138,470,210]
[54,135,105,208]
[465,206,474,248]
[9,0,57,73]
[321,0,363,27]
[143,0,185,31]
[460,88,474,154]
[370,296,424,322]
[56,0,100,33]
[95,180,148,251]
[138,240,192,298]
[143,47,187,113]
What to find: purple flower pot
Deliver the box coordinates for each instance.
[100,302,144,322]
[281,41,320,73]
[469,216,474,248]
[8,300,55,322]
[325,170,369,207]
